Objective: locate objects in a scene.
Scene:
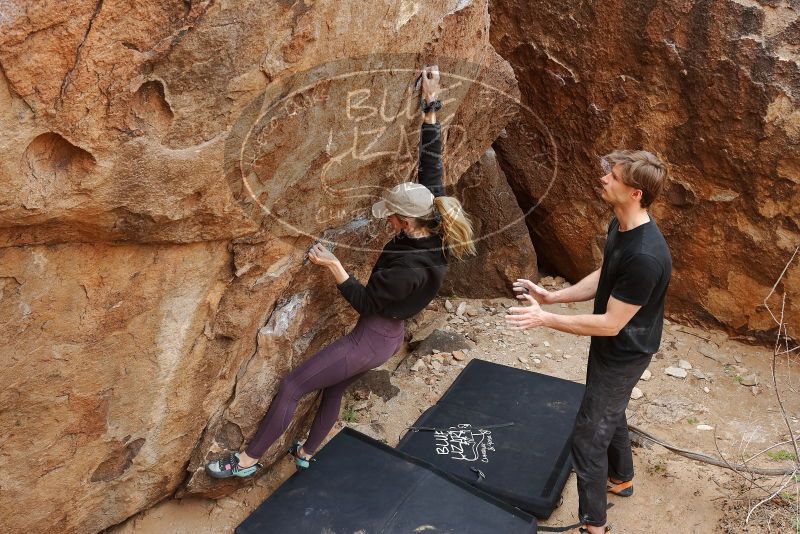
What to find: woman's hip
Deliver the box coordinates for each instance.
[354,314,405,338]
[348,315,405,370]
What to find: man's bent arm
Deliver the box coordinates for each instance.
[540,296,641,336]
[550,268,601,304]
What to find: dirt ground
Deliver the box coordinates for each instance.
[110,283,800,534]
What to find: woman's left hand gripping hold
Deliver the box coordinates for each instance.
[308,242,349,284]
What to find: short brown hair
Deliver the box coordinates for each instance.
[603,150,668,208]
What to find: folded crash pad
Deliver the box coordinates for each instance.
[397,359,585,518]
[236,426,537,534]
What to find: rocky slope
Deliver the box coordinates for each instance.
[109,292,800,533]
[0,1,520,532]
[490,0,800,338]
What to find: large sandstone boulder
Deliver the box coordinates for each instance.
[442,148,539,297]
[490,0,800,338]
[0,1,518,532]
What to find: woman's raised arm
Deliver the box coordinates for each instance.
[418,66,444,197]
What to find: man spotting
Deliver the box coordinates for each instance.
[505,151,672,534]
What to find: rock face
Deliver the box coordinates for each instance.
[490,0,800,338]
[0,242,231,533]
[0,1,518,533]
[442,148,539,297]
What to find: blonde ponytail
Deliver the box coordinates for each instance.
[433,196,476,260]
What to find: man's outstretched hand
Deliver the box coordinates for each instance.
[505,293,549,331]
[512,279,556,305]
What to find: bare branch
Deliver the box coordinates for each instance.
[628,425,796,476]
[745,469,798,524]
[772,295,800,464]
[763,244,799,325]
[743,438,800,465]
[712,428,773,493]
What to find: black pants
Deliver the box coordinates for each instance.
[571,351,651,526]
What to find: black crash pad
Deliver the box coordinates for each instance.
[236,427,537,534]
[397,359,585,518]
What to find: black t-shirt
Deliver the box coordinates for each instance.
[590,216,672,363]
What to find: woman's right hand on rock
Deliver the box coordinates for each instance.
[513,279,555,305]
[308,243,340,268]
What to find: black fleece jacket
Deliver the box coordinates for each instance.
[336,121,448,319]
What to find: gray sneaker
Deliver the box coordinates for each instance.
[205,452,262,479]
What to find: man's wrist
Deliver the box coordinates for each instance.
[549,289,570,305]
[539,310,555,329]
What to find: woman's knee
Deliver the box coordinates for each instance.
[319,382,348,404]
[275,375,302,402]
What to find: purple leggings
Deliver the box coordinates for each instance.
[245,314,404,457]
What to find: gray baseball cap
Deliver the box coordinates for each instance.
[372,182,435,219]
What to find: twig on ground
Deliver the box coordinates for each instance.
[627,425,796,476]
[712,429,773,494]
[776,344,800,356]
[743,438,800,465]
[745,469,798,524]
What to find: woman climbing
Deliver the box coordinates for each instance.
[206,65,476,478]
